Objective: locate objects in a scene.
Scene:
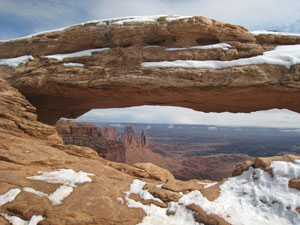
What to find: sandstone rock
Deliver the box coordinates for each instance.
[121,127,137,147]
[254,154,300,168]
[55,120,126,161]
[134,162,174,182]
[0,79,148,224]
[289,179,300,191]
[162,179,204,193]
[128,193,168,208]
[187,204,231,225]
[143,183,181,202]
[108,162,150,179]
[232,160,254,176]
[140,130,147,147]
[1,16,300,125]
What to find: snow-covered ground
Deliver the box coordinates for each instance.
[45,48,109,61]
[164,43,231,51]
[124,160,300,225]
[0,56,33,68]
[142,44,300,69]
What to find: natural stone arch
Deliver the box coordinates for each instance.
[1,15,300,125]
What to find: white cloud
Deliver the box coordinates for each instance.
[2,0,300,39]
[76,106,300,128]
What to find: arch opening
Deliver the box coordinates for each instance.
[55,105,300,181]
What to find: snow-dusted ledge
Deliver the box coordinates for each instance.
[98,15,192,25]
[165,43,231,51]
[1,213,44,225]
[2,15,192,42]
[45,48,109,61]
[141,44,300,69]
[124,160,300,225]
[63,63,84,67]
[25,169,95,205]
[251,30,300,37]
[0,55,33,68]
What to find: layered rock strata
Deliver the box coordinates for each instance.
[0,16,300,124]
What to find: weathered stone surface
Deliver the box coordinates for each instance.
[187,204,231,225]
[289,179,300,191]
[143,183,181,202]
[1,16,300,125]
[0,79,148,225]
[55,120,126,161]
[134,162,174,182]
[162,179,204,193]
[232,160,254,176]
[254,154,300,169]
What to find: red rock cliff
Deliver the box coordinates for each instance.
[55,120,125,162]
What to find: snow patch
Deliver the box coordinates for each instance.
[180,160,300,225]
[251,30,300,37]
[156,183,165,188]
[197,182,218,189]
[25,169,94,205]
[45,48,109,61]
[1,213,44,225]
[23,187,48,198]
[143,45,161,48]
[142,44,300,69]
[125,179,163,203]
[165,43,231,51]
[63,63,84,67]
[125,179,201,225]
[97,15,192,26]
[0,189,21,206]
[0,56,33,68]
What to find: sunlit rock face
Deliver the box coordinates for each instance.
[1,15,300,125]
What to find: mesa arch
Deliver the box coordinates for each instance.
[1,15,300,125]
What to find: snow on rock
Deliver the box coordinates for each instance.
[1,213,44,225]
[0,189,21,206]
[197,182,218,189]
[125,160,300,225]
[44,48,109,61]
[125,179,201,225]
[165,43,231,51]
[0,56,33,68]
[23,187,48,198]
[142,44,300,69]
[25,169,94,205]
[125,179,163,203]
[97,15,192,26]
[180,160,300,225]
[251,30,300,37]
[63,63,84,67]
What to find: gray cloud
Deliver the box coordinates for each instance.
[76,106,300,128]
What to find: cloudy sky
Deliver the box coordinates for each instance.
[2,0,300,127]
